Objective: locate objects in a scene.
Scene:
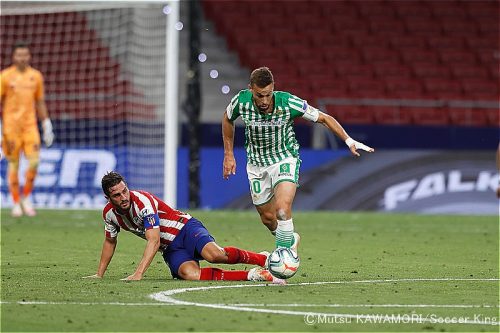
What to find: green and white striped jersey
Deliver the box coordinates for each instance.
[226,90,319,167]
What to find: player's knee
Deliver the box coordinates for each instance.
[27,156,39,169]
[7,160,19,171]
[205,252,225,263]
[276,208,289,221]
[178,266,201,281]
[259,210,275,224]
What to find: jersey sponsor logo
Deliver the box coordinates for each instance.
[141,207,154,217]
[248,119,286,127]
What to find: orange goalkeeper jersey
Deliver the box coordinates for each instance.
[0,65,44,134]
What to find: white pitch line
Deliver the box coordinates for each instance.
[230,303,500,309]
[2,300,496,309]
[150,278,500,326]
[0,301,175,306]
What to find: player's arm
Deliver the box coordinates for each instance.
[83,236,117,279]
[35,74,54,147]
[316,111,375,157]
[122,227,160,281]
[222,112,236,179]
[496,143,500,198]
[122,212,161,281]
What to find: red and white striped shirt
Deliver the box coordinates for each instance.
[102,190,191,250]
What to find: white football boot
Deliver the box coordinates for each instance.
[21,197,36,217]
[291,232,300,254]
[247,267,286,285]
[259,251,270,268]
[11,203,23,217]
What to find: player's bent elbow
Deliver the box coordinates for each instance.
[105,237,117,244]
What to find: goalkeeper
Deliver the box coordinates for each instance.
[0,42,54,217]
[222,67,374,250]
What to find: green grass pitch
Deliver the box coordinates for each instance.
[1,209,498,332]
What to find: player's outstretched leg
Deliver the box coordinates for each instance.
[176,261,285,284]
[201,242,268,267]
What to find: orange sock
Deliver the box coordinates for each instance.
[8,169,20,204]
[23,168,37,198]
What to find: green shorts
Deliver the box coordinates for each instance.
[246,156,301,206]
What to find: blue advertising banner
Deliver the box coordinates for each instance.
[1,147,122,209]
[0,147,347,210]
[2,147,495,214]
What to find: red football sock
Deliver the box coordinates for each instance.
[223,247,266,267]
[199,267,249,281]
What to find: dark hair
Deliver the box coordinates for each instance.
[12,41,30,54]
[101,171,126,196]
[250,67,274,88]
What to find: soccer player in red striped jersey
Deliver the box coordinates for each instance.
[83,171,284,284]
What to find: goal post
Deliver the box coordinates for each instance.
[0,1,180,209]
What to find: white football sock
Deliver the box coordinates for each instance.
[275,218,294,248]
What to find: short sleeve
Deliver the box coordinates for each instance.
[288,94,319,122]
[35,72,45,101]
[226,93,240,121]
[104,219,119,238]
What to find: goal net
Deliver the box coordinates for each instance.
[0,2,176,209]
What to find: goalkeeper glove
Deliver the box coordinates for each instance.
[42,118,54,147]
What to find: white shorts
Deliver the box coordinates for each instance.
[246,156,301,206]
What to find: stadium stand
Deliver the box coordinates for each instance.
[203,0,499,127]
[0,11,155,120]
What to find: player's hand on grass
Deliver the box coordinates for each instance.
[121,273,143,281]
[345,138,375,157]
[82,274,102,279]
[223,154,236,179]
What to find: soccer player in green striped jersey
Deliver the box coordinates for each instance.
[222,67,374,250]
